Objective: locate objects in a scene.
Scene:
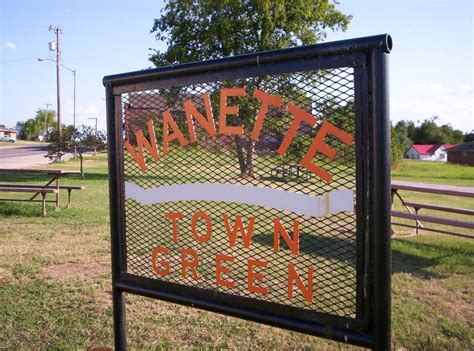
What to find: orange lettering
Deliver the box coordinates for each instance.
[216,254,235,289]
[162,110,189,155]
[300,121,354,183]
[183,93,216,143]
[164,212,184,243]
[219,87,246,135]
[288,264,314,303]
[124,119,159,172]
[277,103,318,155]
[180,249,201,280]
[223,214,256,248]
[273,218,299,256]
[191,211,212,243]
[151,246,170,276]
[247,259,269,295]
[250,89,283,141]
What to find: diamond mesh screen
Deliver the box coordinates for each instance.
[120,67,357,319]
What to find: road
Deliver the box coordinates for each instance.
[0,143,51,169]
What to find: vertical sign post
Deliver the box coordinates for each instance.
[104,34,392,350]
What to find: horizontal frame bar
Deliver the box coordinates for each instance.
[104,34,391,87]
[115,279,375,349]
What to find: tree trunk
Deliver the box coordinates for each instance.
[234,135,255,178]
[242,139,255,178]
[234,135,247,175]
[79,155,84,179]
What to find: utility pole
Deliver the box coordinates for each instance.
[73,69,76,128]
[43,103,52,140]
[49,25,62,139]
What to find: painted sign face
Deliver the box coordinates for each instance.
[122,80,357,309]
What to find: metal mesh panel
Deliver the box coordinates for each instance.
[120,67,357,318]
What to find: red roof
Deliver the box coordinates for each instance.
[411,144,459,155]
[443,144,458,151]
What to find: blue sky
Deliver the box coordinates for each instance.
[1,0,473,132]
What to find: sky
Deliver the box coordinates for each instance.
[1,0,473,133]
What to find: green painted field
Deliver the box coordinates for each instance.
[0,156,472,349]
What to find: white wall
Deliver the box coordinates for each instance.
[405,146,447,161]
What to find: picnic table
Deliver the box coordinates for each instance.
[0,168,84,216]
[391,180,474,238]
[270,163,312,182]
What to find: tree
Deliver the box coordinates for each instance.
[149,0,351,177]
[45,125,106,178]
[397,117,466,145]
[16,109,57,141]
[393,120,413,151]
[464,132,474,143]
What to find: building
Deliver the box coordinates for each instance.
[0,126,17,141]
[405,144,458,162]
[447,142,474,166]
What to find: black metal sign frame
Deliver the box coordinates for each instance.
[104,34,392,350]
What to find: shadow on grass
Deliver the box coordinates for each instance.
[392,238,473,279]
[252,231,356,264]
[0,202,45,217]
[0,171,108,183]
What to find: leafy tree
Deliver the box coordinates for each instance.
[464,132,474,143]
[45,125,106,178]
[394,117,465,146]
[149,0,351,177]
[16,109,57,141]
[391,122,413,168]
[390,125,405,169]
[393,120,413,151]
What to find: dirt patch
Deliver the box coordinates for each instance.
[0,267,12,282]
[39,261,109,280]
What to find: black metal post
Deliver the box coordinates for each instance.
[105,84,127,350]
[371,46,392,350]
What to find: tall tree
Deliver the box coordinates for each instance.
[16,109,57,141]
[149,0,351,177]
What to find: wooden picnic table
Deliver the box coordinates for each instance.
[391,180,474,238]
[391,180,474,198]
[0,168,82,210]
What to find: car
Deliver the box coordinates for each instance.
[0,136,15,143]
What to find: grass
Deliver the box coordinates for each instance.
[0,155,473,349]
[392,159,474,186]
[0,140,47,147]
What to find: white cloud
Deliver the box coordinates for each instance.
[391,84,474,132]
[414,83,448,94]
[457,84,472,91]
[4,41,16,49]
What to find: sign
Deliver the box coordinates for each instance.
[104,34,392,350]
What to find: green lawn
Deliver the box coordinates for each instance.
[0,156,472,349]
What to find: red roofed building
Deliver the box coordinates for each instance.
[405,144,458,162]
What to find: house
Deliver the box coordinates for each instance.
[447,142,474,166]
[405,144,458,162]
[0,126,17,141]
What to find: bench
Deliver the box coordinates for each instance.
[0,184,85,208]
[391,181,474,239]
[0,187,58,216]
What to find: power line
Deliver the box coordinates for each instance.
[1,57,38,64]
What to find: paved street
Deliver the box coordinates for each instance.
[0,143,50,168]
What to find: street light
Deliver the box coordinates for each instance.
[37,57,77,129]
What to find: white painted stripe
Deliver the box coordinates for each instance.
[125,182,354,218]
